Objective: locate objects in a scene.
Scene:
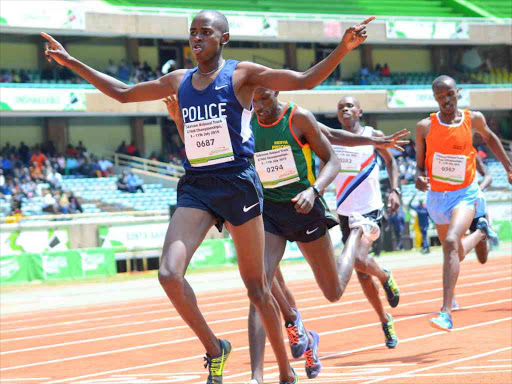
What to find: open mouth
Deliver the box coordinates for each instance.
[192,45,203,54]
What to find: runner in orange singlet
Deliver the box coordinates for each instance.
[415,75,512,331]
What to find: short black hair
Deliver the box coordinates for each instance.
[196,10,229,33]
[432,75,456,90]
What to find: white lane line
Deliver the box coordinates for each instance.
[2,277,509,356]
[454,365,512,369]
[488,359,512,361]
[219,305,512,382]
[3,260,508,329]
[0,379,49,382]
[2,267,509,341]
[402,370,512,377]
[39,309,512,384]
[361,346,512,384]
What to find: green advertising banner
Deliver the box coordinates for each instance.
[0,254,31,284]
[78,248,116,277]
[189,239,237,269]
[0,248,117,284]
[0,89,87,112]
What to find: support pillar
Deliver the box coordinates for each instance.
[360,44,373,71]
[284,43,298,70]
[130,117,145,158]
[44,118,69,155]
[126,38,140,65]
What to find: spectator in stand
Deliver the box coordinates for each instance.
[126,172,144,193]
[11,70,20,83]
[29,161,45,182]
[1,155,13,176]
[66,155,80,175]
[45,166,62,188]
[117,170,129,192]
[58,192,71,213]
[42,189,58,214]
[30,148,48,168]
[118,59,131,82]
[55,154,66,174]
[68,191,83,213]
[5,208,23,223]
[360,65,370,78]
[76,140,87,154]
[126,141,139,157]
[19,69,30,83]
[106,59,119,77]
[18,141,30,164]
[116,140,128,154]
[381,63,390,77]
[65,144,78,158]
[0,169,5,192]
[98,157,114,176]
[388,205,405,251]
[409,194,431,254]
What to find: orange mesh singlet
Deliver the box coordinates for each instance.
[426,109,476,192]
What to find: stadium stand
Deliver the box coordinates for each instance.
[102,0,470,17]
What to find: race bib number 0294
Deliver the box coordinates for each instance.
[184,117,234,167]
[254,146,300,189]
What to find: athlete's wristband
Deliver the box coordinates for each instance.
[390,188,401,197]
[311,184,321,197]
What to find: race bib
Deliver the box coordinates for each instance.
[334,146,362,173]
[254,146,300,189]
[184,117,234,167]
[432,152,466,185]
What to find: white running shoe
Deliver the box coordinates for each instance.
[349,212,381,242]
[247,380,260,384]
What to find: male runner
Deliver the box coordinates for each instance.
[415,75,511,331]
[42,10,374,383]
[165,89,409,384]
[327,96,402,349]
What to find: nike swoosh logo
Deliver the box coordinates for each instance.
[215,85,228,90]
[243,202,259,213]
[306,227,319,235]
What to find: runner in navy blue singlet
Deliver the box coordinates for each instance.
[42,11,374,384]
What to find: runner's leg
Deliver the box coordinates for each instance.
[158,207,220,355]
[227,217,294,383]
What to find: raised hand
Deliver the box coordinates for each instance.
[162,95,181,122]
[341,16,375,51]
[373,129,411,151]
[41,32,72,67]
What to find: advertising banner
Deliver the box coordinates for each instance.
[0,248,117,284]
[488,201,512,241]
[0,88,87,112]
[387,89,470,109]
[0,254,31,284]
[0,1,85,30]
[0,228,69,256]
[386,19,469,40]
[99,223,169,249]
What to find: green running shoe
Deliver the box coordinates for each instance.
[205,339,232,384]
[382,269,400,308]
[381,314,398,348]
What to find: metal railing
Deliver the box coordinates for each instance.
[113,153,185,178]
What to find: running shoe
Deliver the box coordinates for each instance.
[305,330,322,379]
[246,380,259,384]
[204,339,232,384]
[279,368,299,384]
[382,269,400,308]
[348,212,381,242]
[286,308,309,359]
[429,312,453,332]
[381,314,398,348]
[476,217,499,249]
[452,298,460,311]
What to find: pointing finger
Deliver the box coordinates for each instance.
[359,16,375,25]
[41,32,57,44]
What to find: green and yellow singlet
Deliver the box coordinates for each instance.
[252,102,316,203]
